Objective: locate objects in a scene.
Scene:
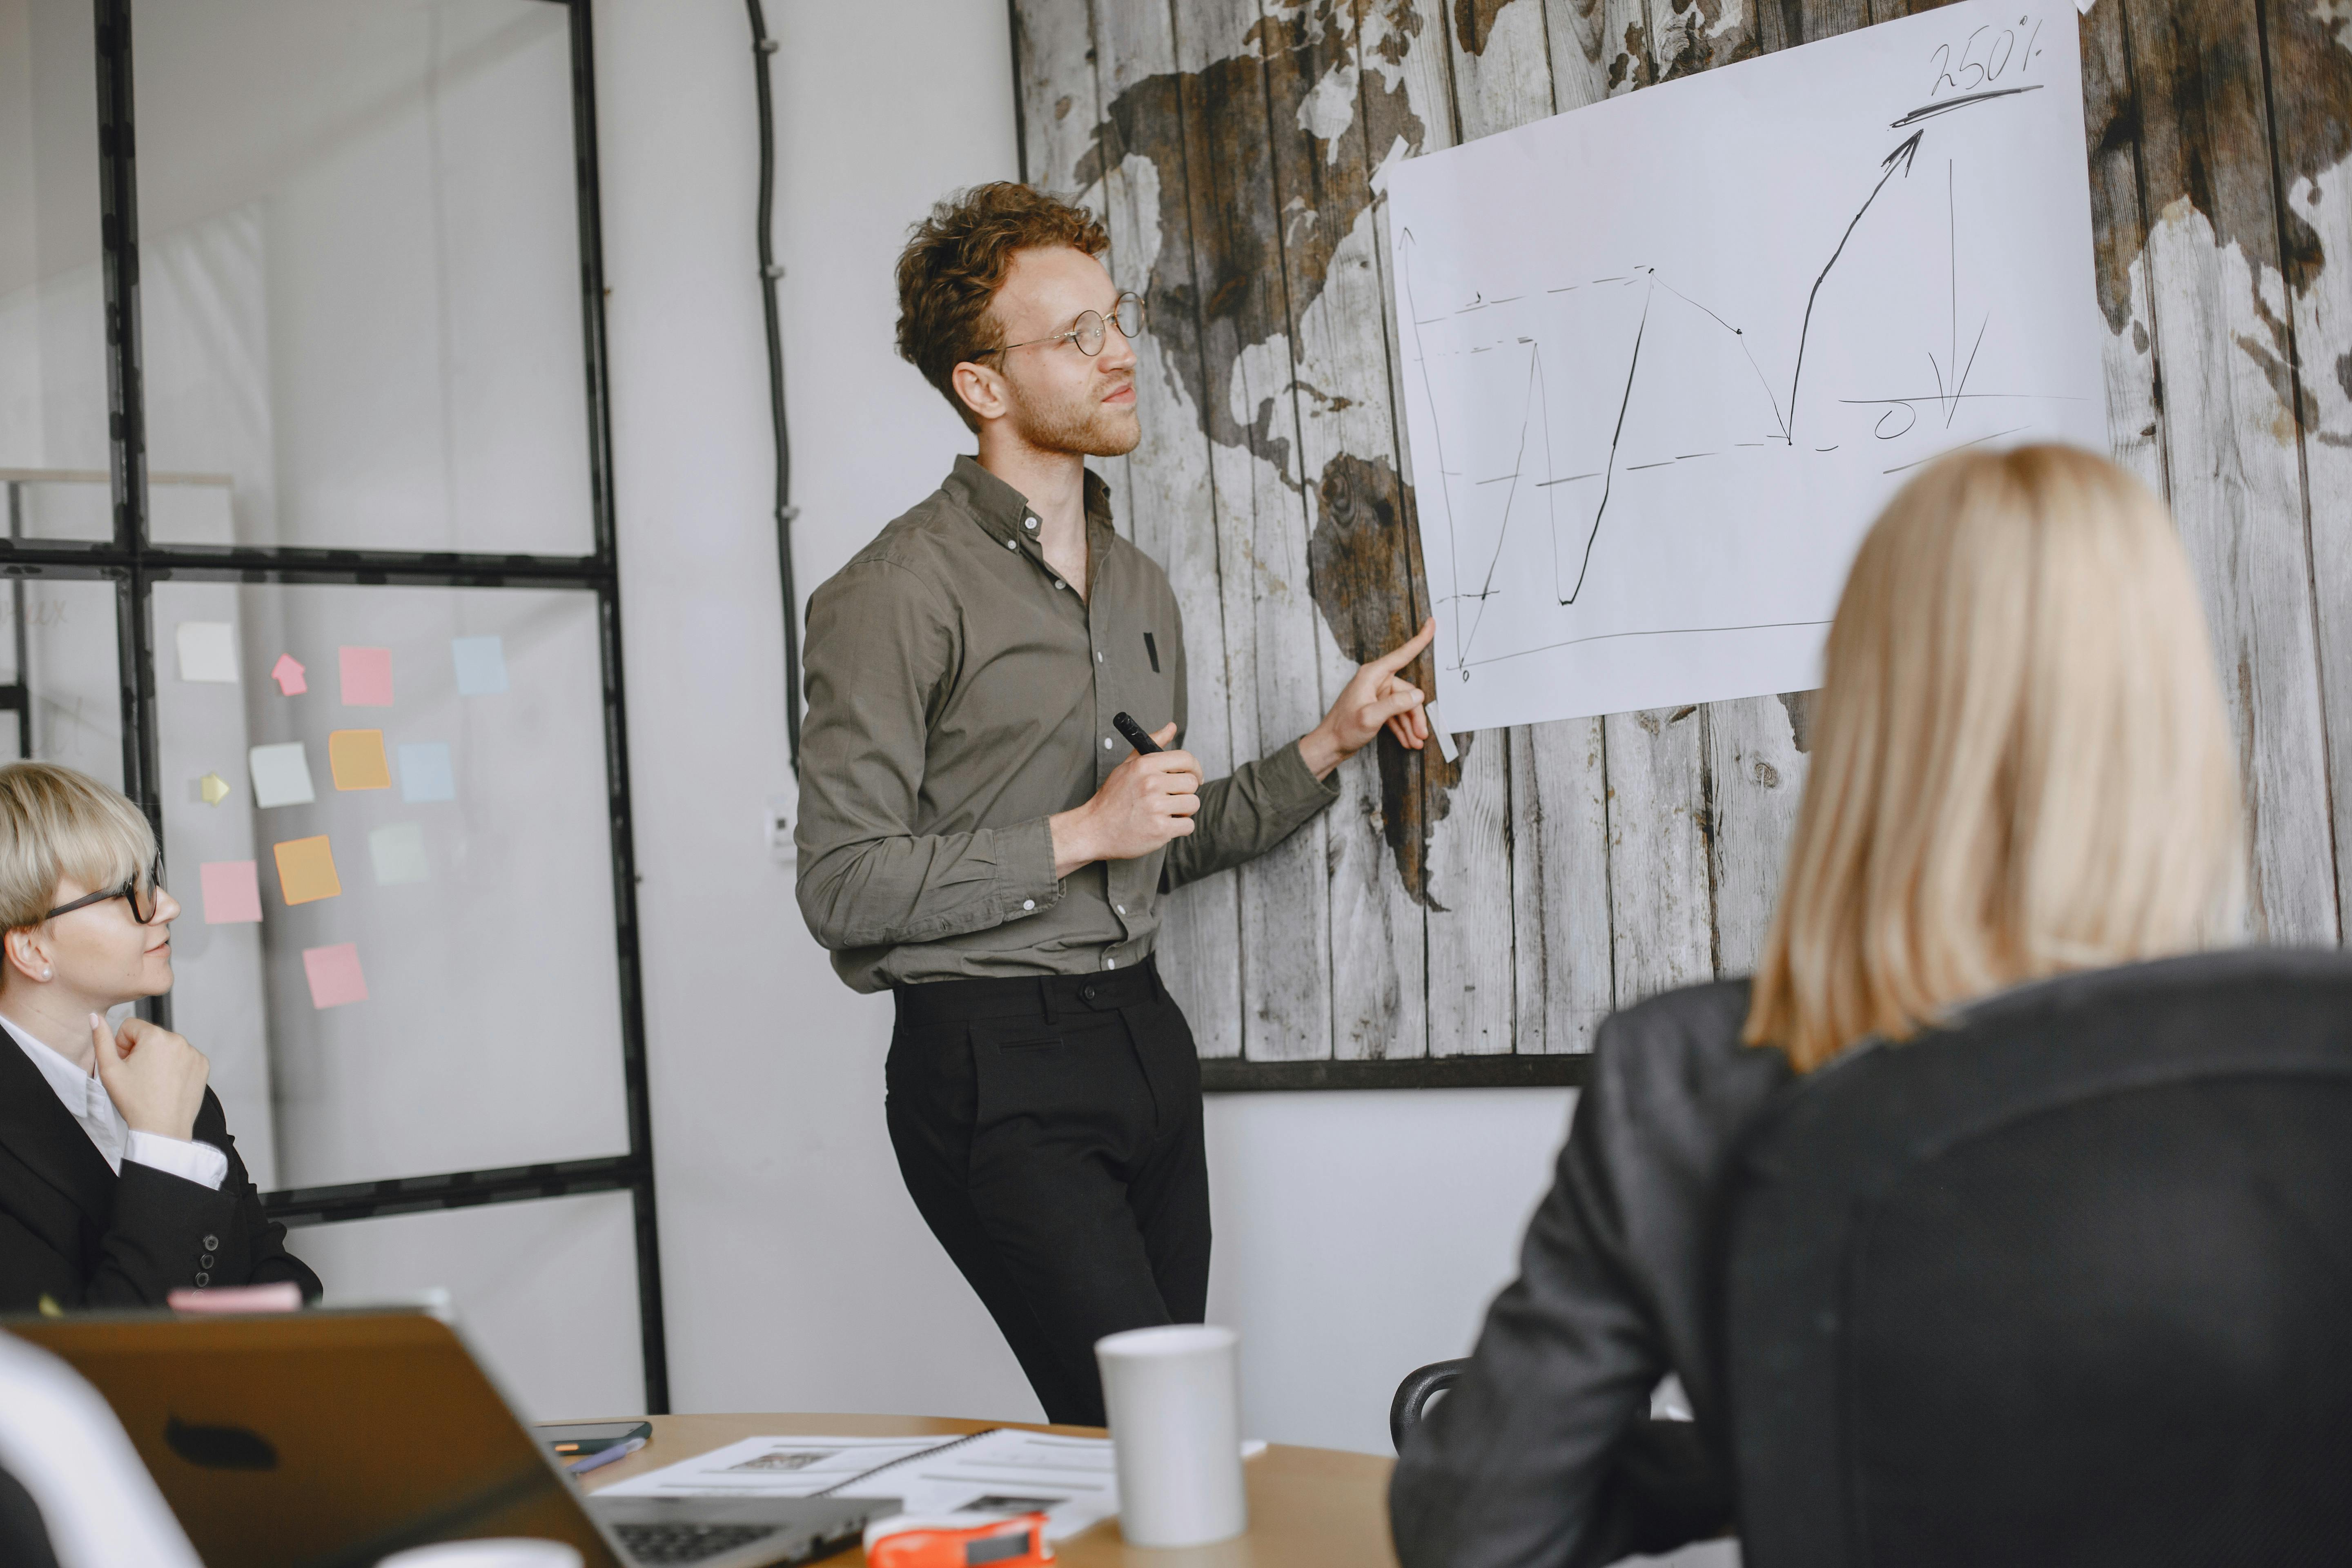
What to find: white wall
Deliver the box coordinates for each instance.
[599,0,1579,1456]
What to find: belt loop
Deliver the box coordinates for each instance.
[1038,976,1059,1025]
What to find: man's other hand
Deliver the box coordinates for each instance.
[1300,617,1436,778]
[1049,722,1202,874]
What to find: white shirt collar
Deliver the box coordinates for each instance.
[2,1010,129,1172]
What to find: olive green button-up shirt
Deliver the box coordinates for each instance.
[796,456,1341,993]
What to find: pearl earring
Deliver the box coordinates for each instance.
[40,969,50,979]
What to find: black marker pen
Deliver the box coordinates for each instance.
[1111,712,1162,755]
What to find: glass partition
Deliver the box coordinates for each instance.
[294,1192,646,1422]
[7,0,667,1408]
[130,0,593,556]
[0,0,112,541]
[155,580,628,1190]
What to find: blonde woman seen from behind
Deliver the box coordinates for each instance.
[1388,447,2245,1568]
[0,762,318,1310]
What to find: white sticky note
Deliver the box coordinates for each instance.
[176,622,239,684]
[398,742,456,804]
[247,742,316,808]
[368,822,430,886]
[452,635,508,696]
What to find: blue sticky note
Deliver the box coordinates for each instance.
[452,635,508,696]
[398,742,456,803]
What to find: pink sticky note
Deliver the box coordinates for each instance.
[198,861,262,924]
[339,646,394,707]
[270,653,307,695]
[302,942,368,1008]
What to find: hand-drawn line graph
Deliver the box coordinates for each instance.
[1394,40,2099,697]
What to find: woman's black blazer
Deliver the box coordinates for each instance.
[0,1038,321,1311]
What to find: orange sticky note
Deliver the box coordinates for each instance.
[302,943,368,1009]
[327,729,391,791]
[272,836,341,905]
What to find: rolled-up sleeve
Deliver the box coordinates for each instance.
[1160,602,1341,890]
[795,559,1066,951]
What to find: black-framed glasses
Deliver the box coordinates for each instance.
[45,854,168,925]
[980,291,1145,360]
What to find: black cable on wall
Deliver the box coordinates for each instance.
[746,0,801,763]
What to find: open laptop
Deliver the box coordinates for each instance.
[5,1310,889,1568]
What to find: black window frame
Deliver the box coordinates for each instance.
[1,0,669,1410]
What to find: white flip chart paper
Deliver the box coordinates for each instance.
[1386,0,2108,731]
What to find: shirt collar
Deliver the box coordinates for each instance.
[942,454,1118,550]
[0,1011,103,1111]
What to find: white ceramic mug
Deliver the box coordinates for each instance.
[374,1541,582,1568]
[1094,1323,1247,1548]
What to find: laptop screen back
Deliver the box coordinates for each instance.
[6,1310,622,1568]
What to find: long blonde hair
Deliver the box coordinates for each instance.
[1744,445,2245,1071]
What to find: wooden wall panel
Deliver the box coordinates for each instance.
[1078,0,1252,1056]
[1008,0,2350,1074]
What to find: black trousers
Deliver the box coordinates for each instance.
[884,955,1210,1427]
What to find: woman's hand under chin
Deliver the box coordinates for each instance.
[89,1012,209,1142]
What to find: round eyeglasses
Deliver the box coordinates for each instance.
[45,853,168,926]
[980,292,1145,360]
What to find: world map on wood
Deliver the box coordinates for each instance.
[1009,0,2352,1078]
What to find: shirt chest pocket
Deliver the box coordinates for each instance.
[1104,628,1176,737]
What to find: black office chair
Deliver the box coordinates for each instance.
[1390,1358,1468,1453]
[1717,947,2352,1568]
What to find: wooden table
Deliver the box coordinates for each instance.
[577,1413,1398,1568]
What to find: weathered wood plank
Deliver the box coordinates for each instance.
[2118,0,2338,941]
[1705,695,1808,975]
[1446,0,1558,139]
[1012,0,1134,542]
[1168,0,1338,1058]
[1603,704,1714,1004]
[2263,0,2352,929]
[1068,0,1250,1055]
[1256,0,1436,1060]
[1539,0,1613,105]
[2076,0,2167,497]
[1512,715,1614,1049]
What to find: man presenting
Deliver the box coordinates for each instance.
[796,183,1432,1425]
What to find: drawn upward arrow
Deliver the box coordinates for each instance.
[1785,127,1926,442]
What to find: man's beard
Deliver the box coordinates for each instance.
[1006,373,1143,458]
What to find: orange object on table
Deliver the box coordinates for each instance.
[866,1512,1052,1567]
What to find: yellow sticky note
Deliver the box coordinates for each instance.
[197,771,229,806]
[328,729,392,791]
[273,836,341,905]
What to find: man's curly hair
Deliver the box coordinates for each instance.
[895,182,1111,432]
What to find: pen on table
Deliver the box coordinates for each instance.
[1112,711,1162,755]
[568,1436,646,1476]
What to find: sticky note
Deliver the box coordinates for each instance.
[198,861,261,924]
[197,772,229,806]
[369,823,429,886]
[247,742,316,808]
[398,742,455,803]
[271,653,307,695]
[340,646,394,706]
[327,729,392,791]
[176,622,238,683]
[302,943,368,1009]
[452,635,508,696]
[272,835,341,905]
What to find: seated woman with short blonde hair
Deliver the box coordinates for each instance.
[1389,445,2244,1567]
[0,762,317,1310]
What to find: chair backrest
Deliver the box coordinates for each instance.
[1717,949,2352,1568]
